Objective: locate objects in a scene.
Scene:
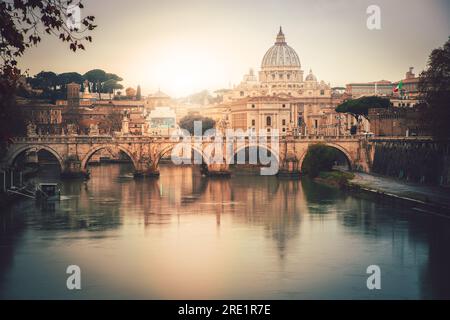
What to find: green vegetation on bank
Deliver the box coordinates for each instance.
[302,144,354,188]
[302,144,340,178]
[316,171,355,188]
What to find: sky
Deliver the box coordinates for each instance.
[17,0,450,97]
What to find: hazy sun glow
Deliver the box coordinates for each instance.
[131,40,228,97]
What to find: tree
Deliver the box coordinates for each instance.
[105,73,123,82]
[335,96,390,121]
[83,69,107,98]
[29,71,58,91]
[0,1,96,74]
[302,144,340,178]
[103,79,124,99]
[0,0,96,140]
[125,87,136,98]
[57,72,83,97]
[136,85,142,100]
[179,114,216,135]
[419,37,450,139]
[58,72,84,86]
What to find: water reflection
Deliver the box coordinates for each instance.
[0,163,449,299]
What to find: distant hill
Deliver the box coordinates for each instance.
[177,90,221,105]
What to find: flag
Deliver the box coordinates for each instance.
[393,80,403,93]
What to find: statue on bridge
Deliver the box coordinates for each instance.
[216,117,230,133]
[88,123,99,136]
[121,112,130,135]
[26,122,37,137]
[66,123,78,136]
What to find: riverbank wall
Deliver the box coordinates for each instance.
[370,138,450,186]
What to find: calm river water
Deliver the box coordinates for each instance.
[1,163,450,299]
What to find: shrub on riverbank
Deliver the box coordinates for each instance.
[315,171,355,188]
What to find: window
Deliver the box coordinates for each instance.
[282,119,286,126]
[251,104,255,108]
[240,91,244,97]
[266,116,271,126]
[314,120,318,128]
[251,119,256,126]
[282,128,286,132]
[282,104,286,108]
[320,90,324,95]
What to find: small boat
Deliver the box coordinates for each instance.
[35,183,61,201]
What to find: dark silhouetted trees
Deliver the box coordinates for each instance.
[419,37,450,140]
[179,114,215,135]
[335,96,391,121]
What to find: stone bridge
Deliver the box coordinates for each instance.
[1,134,373,178]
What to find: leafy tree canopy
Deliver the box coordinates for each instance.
[335,96,391,120]
[29,71,58,90]
[179,114,216,135]
[57,72,84,86]
[136,85,142,100]
[1,0,96,81]
[419,36,450,139]
[84,69,107,84]
[106,73,123,82]
[102,79,123,93]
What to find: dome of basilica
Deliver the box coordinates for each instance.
[305,69,317,82]
[261,27,301,69]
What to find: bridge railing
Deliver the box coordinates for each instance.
[368,136,433,142]
[11,133,367,144]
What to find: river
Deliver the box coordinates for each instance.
[1,163,449,299]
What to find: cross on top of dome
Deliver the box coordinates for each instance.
[275,26,286,44]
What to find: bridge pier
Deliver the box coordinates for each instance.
[61,158,89,179]
[133,160,160,178]
[277,158,301,178]
[205,163,231,177]
[133,169,160,178]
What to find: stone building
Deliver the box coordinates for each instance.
[219,27,354,136]
[229,96,292,135]
[368,106,428,137]
[391,67,421,108]
[55,83,146,134]
[145,90,172,110]
[17,98,63,134]
[145,106,177,136]
[222,27,332,102]
[345,80,393,98]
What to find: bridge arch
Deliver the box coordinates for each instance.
[298,142,354,172]
[81,145,138,170]
[156,143,210,166]
[7,145,64,170]
[233,143,280,164]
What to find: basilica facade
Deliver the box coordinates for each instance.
[216,27,356,136]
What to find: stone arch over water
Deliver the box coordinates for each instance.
[298,143,354,172]
[81,145,138,170]
[7,145,64,170]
